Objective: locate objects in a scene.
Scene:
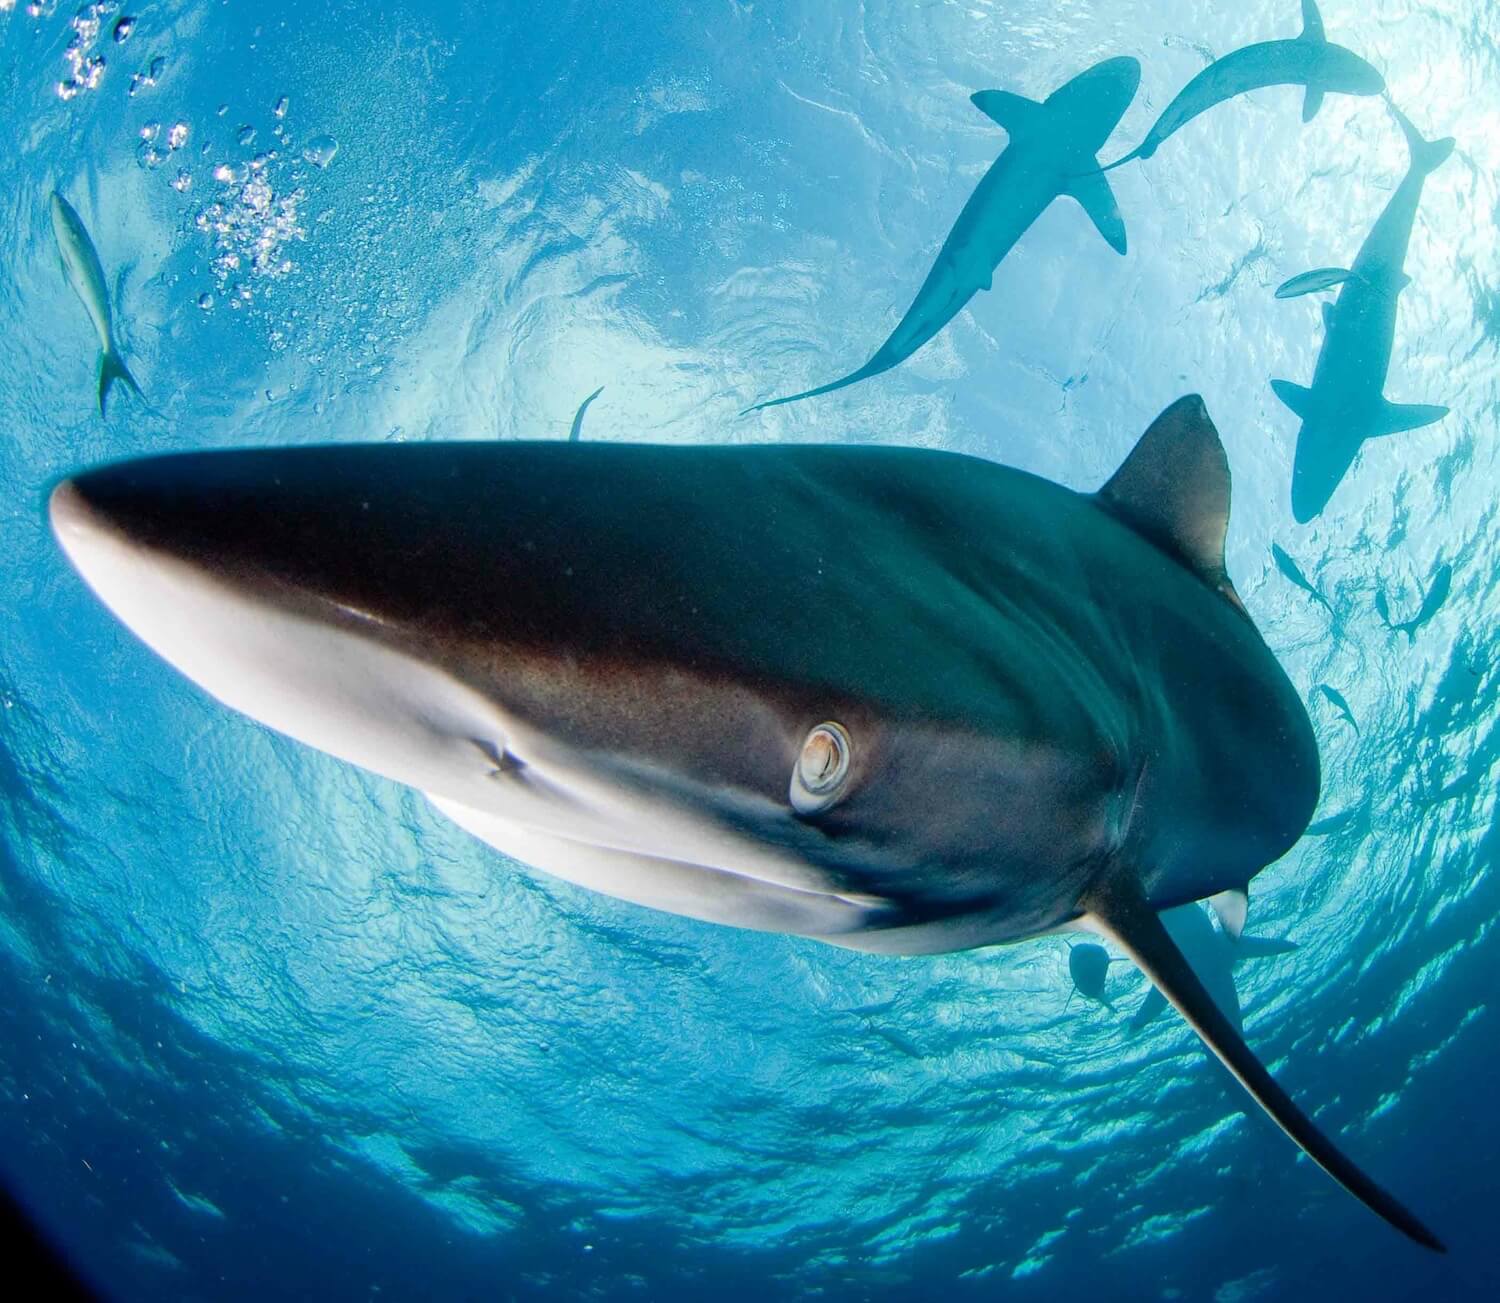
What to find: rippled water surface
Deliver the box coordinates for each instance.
[2,2,1497,1300]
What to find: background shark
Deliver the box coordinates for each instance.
[1129,902,1297,1036]
[1102,0,1384,171]
[743,57,1138,413]
[1067,942,1126,1013]
[48,396,1441,1250]
[1272,105,1453,522]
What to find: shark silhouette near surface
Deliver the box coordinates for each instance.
[1102,1,1384,173]
[1067,941,1127,1013]
[1377,562,1452,641]
[743,57,1138,413]
[1272,105,1453,522]
[49,396,1442,1250]
[49,192,142,416]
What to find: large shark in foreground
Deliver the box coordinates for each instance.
[49,397,1441,1249]
[1272,107,1453,522]
[48,192,142,417]
[743,57,1138,413]
[1102,0,1384,172]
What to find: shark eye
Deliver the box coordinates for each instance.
[790,721,852,814]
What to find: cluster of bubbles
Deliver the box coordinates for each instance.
[178,98,339,313]
[52,1,147,100]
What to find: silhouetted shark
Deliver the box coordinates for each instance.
[1272,105,1453,522]
[1067,941,1126,1013]
[1377,562,1451,641]
[743,57,1139,413]
[50,396,1442,1249]
[1102,1,1383,172]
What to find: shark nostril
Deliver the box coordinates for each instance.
[790,721,852,815]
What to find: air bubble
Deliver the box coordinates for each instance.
[273,95,288,118]
[302,135,338,168]
[172,169,193,193]
[197,292,214,310]
[112,16,135,43]
[168,121,189,149]
[237,125,256,147]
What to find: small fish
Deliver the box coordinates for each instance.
[49,192,142,416]
[1102,0,1384,172]
[1379,563,1452,642]
[1271,543,1331,612]
[569,386,604,442]
[1275,267,1361,299]
[1316,684,1359,734]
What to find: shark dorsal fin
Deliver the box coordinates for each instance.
[1300,0,1325,42]
[970,90,1044,138]
[1096,395,1240,607]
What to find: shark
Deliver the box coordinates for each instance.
[1377,562,1451,642]
[1272,105,1453,522]
[742,57,1138,413]
[1130,902,1297,1036]
[48,395,1442,1250]
[1271,542,1332,613]
[1066,941,1127,1013]
[1101,0,1384,172]
[48,191,142,417]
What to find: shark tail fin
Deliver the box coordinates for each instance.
[1083,871,1445,1252]
[1372,399,1448,437]
[1101,995,1117,1015]
[97,348,141,417]
[1300,0,1326,42]
[1067,171,1128,254]
[1390,104,1455,175]
[741,354,897,415]
[970,89,1045,138]
[1270,378,1314,420]
[1237,936,1299,959]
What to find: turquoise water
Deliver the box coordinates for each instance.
[2,1,1497,1299]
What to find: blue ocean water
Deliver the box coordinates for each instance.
[2,0,1497,1299]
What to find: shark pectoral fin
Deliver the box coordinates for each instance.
[1208,887,1248,939]
[1066,172,1127,255]
[1082,872,1445,1251]
[1300,0,1326,42]
[969,89,1044,138]
[1270,378,1314,419]
[1095,395,1243,611]
[1372,400,1449,437]
[1302,88,1325,123]
[1237,936,1299,959]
